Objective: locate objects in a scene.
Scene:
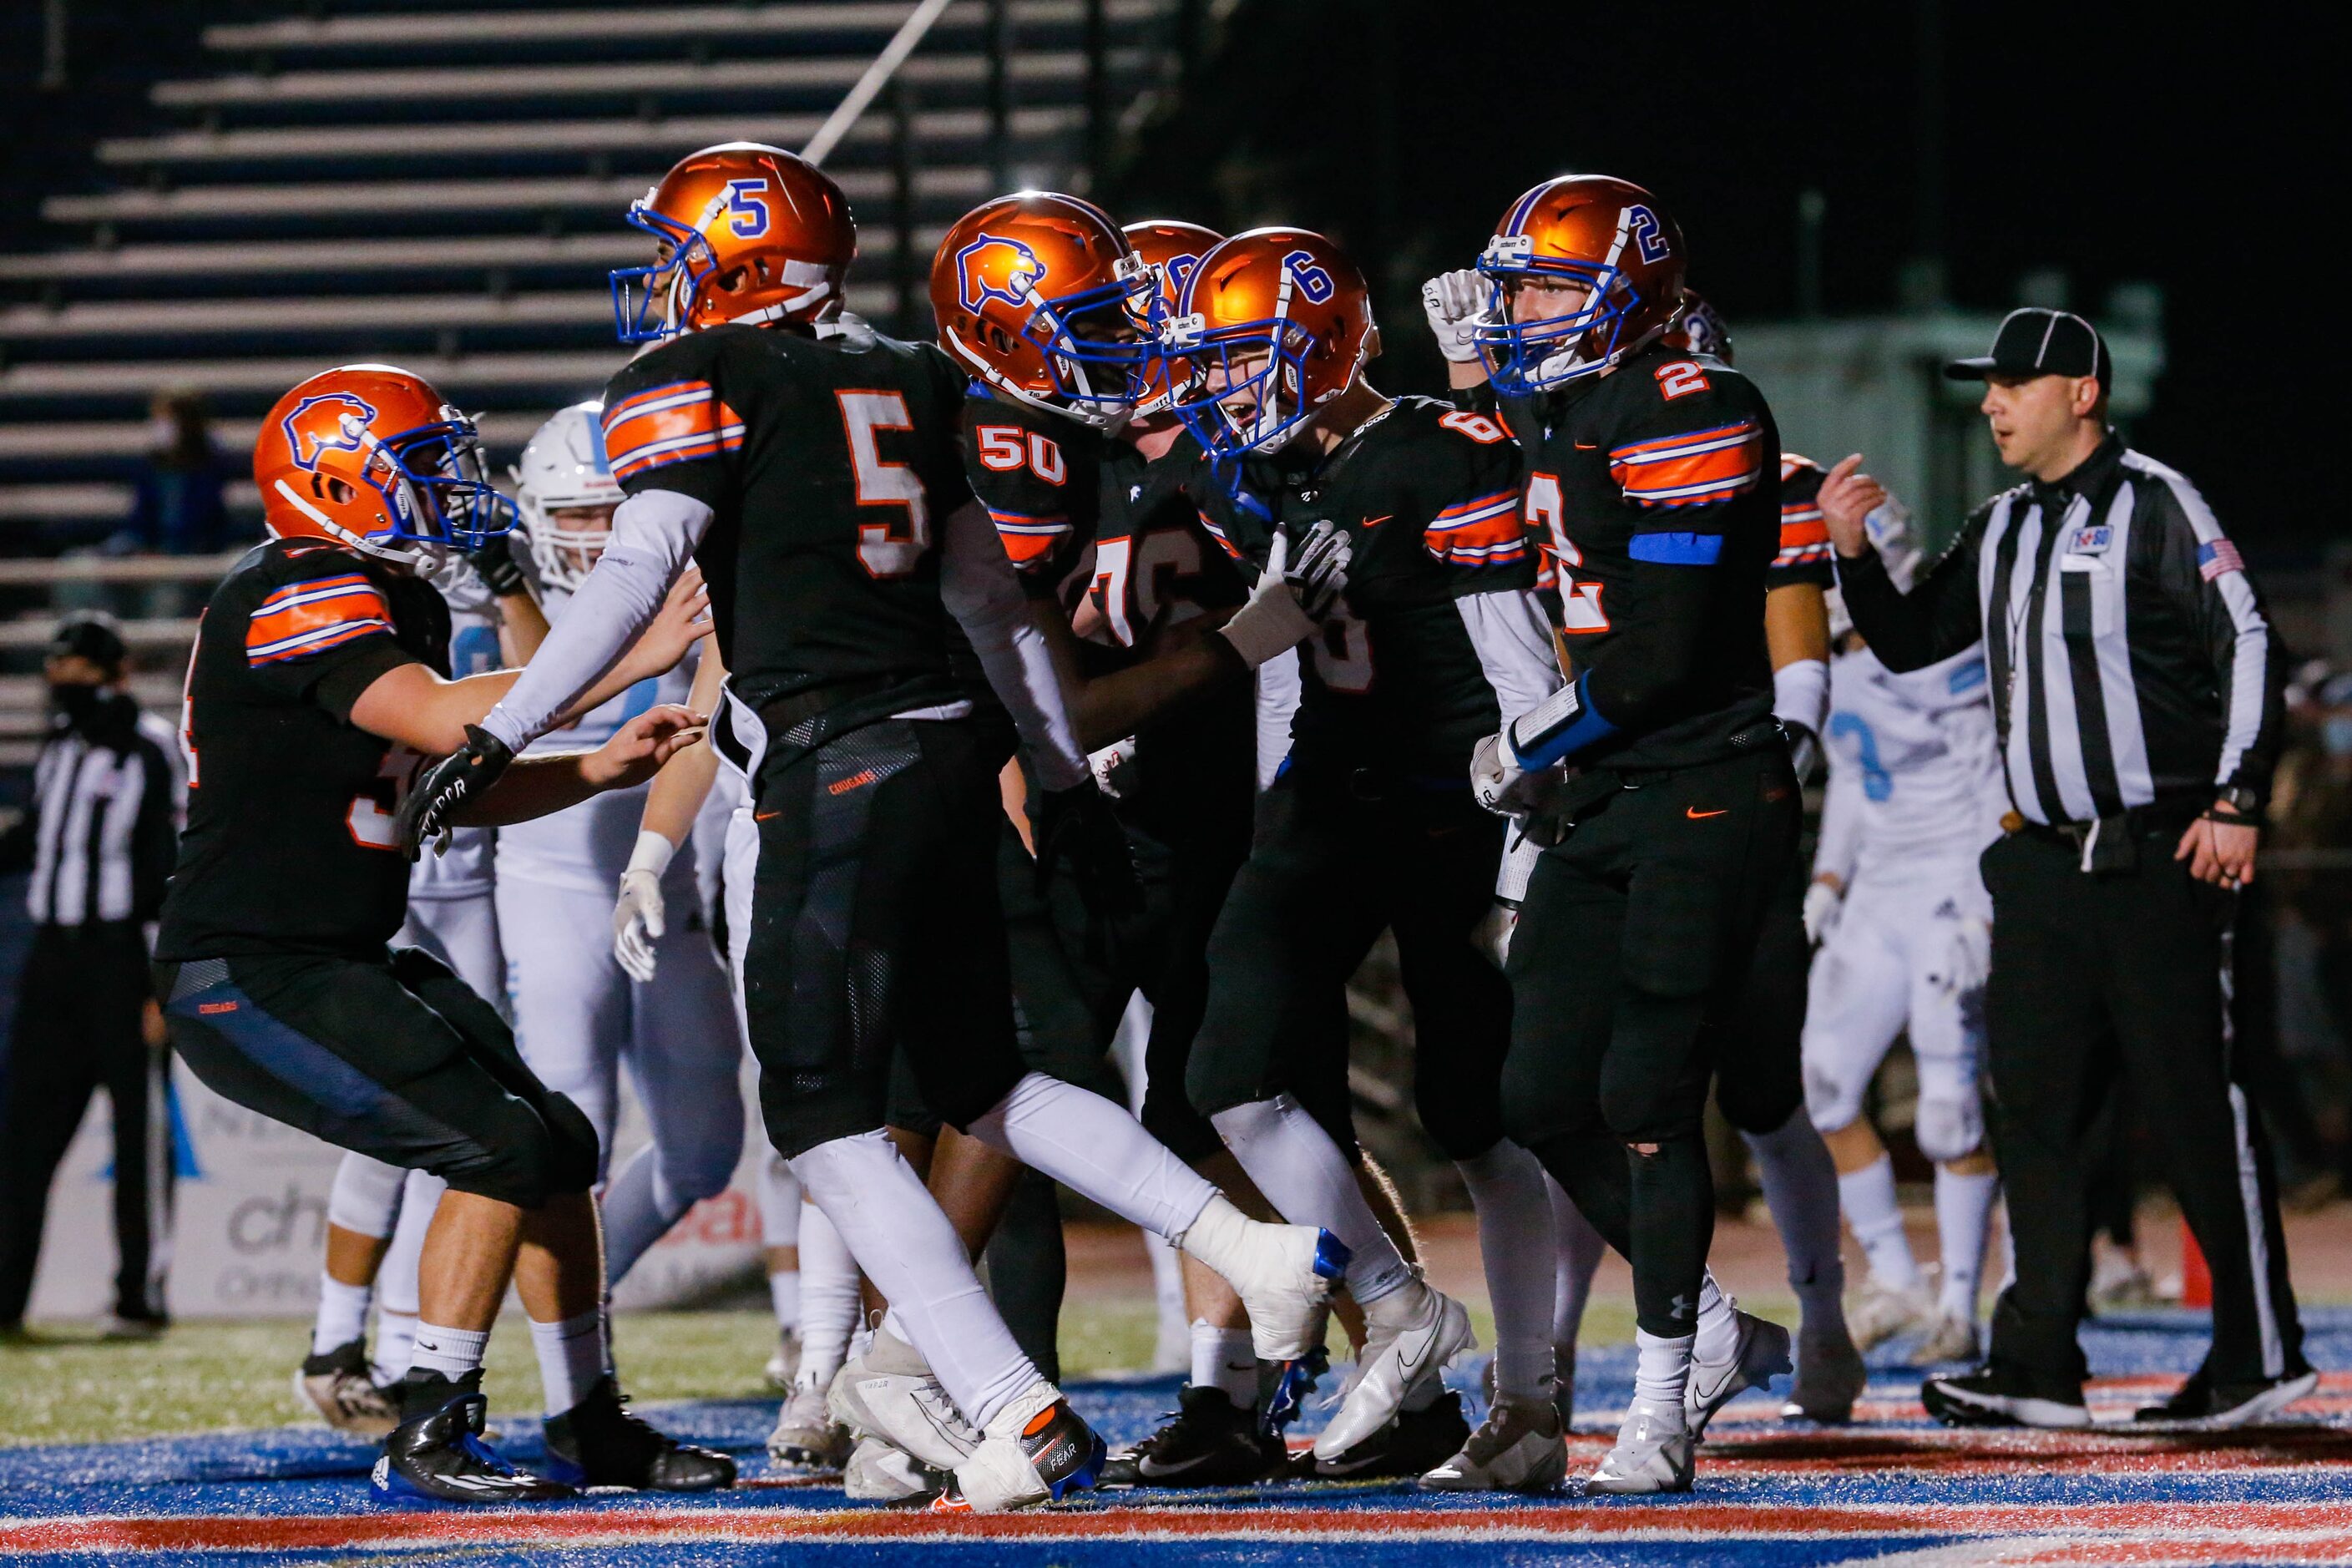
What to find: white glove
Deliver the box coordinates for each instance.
[1801,878,1843,946]
[1420,269,1492,364]
[1214,521,1352,669]
[1471,728,1558,817]
[1090,735,1140,799]
[613,830,677,984]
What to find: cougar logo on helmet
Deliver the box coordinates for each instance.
[281,392,378,471]
[956,235,1049,314]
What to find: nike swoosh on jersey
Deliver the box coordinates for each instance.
[1687,807,1729,819]
[1361,514,1393,529]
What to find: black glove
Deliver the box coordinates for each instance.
[468,537,529,599]
[1032,779,1145,923]
[394,726,514,860]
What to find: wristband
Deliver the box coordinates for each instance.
[1771,657,1829,738]
[625,829,678,879]
[1506,671,1619,770]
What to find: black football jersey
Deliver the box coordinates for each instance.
[1198,395,1533,776]
[155,539,448,959]
[600,319,977,729]
[1507,341,1782,770]
[1773,453,1834,589]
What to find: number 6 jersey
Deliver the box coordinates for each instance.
[155,538,450,960]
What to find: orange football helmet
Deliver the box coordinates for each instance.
[611,141,857,341]
[930,191,1155,428]
[1474,175,1685,392]
[1662,286,1732,363]
[1121,219,1224,415]
[1161,227,1373,457]
[255,364,516,564]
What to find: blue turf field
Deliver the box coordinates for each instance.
[8,1309,2352,1565]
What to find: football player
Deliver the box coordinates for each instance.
[1425,275,1864,1423]
[500,402,747,1287]
[296,534,543,1432]
[1156,227,1569,1491]
[1804,503,2006,1363]
[399,143,1348,1513]
[158,363,731,1502]
[1461,175,1801,1494]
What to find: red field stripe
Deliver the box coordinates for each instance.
[8,1500,2352,1554]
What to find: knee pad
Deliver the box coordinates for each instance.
[662,1122,745,1206]
[1803,1055,1868,1137]
[1412,1072,1505,1163]
[326,1155,410,1238]
[1914,1092,1985,1165]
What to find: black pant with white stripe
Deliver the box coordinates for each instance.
[0,922,171,1326]
[1980,826,2304,1390]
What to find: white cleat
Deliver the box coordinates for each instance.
[843,1435,946,1502]
[941,1387,1105,1514]
[1847,1273,1935,1351]
[1779,1328,1868,1424]
[767,1379,851,1471]
[1420,1390,1568,1493]
[1686,1303,1793,1439]
[1917,1311,1981,1366]
[1313,1282,1475,1461]
[826,1329,980,1473]
[1585,1401,1694,1495]
[1176,1199,1351,1362]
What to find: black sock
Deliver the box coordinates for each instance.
[1627,1133,1714,1339]
[1530,1131,1635,1257]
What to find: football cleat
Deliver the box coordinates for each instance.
[938,1392,1105,1514]
[1099,1386,1282,1488]
[2133,1364,2319,1428]
[1420,1390,1568,1493]
[1686,1303,1792,1439]
[1585,1401,1694,1495]
[827,1329,982,1472]
[1313,1282,1474,1460]
[1917,1312,1982,1366]
[295,1338,400,1437]
[1846,1273,1935,1351]
[844,1435,948,1503]
[1261,1343,1328,1439]
[1920,1365,2090,1429]
[764,1328,803,1392]
[1779,1327,1869,1424]
[1303,1389,1473,1479]
[540,1378,736,1492]
[1482,1349,1577,1429]
[767,1380,852,1472]
[1175,1209,1350,1364]
[372,1389,574,1504]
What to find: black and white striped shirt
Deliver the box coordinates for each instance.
[3,698,184,927]
[1837,435,2284,827]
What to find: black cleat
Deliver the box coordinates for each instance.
[1100,1386,1283,1488]
[2134,1364,2319,1428]
[542,1378,736,1492]
[1920,1365,2090,1429]
[1299,1390,1473,1479]
[373,1388,575,1504]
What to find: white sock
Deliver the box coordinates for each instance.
[1691,1273,1737,1367]
[1632,1328,1694,1419]
[599,1145,690,1287]
[1191,1321,1257,1407]
[1211,1095,1413,1303]
[1145,1230,1189,1373]
[769,1269,802,1333]
[1743,1110,1850,1339]
[409,1323,489,1383]
[792,1129,1035,1430]
[325,1154,407,1239]
[1837,1153,1922,1291]
[1545,1173,1606,1359]
[1457,1141,1555,1401]
[1934,1166,1999,1323]
[797,1198,861,1392]
[530,1310,607,1418]
[311,1277,373,1357]
[967,1072,1216,1240]
[374,1313,419,1384]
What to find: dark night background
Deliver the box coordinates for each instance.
[0,3,2319,556]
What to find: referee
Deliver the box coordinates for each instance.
[1818,307,2312,1429]
[0,613,184,1338]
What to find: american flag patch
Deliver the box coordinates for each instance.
[2198,538,2245,581]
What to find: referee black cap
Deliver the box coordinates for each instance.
[1945,306,2110,389]
[50,610,127,670]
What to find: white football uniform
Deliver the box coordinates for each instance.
[494,614,744,1284]
[402,559,504,1009]
[1803,642,2007,1161]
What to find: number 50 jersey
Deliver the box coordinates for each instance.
[156,539,450,961]
[598,318,978,731]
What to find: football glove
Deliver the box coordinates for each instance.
[1286,518,1351,620]
[1420,269,1493,364]
[612,831,676,984]
[1215,521,1353,670]
[1801,879,1843,946]
[467,537,530,599]
[1033,778,1146,923]
[1469,728,1558,818]
[1088,735,1141,801]
[395,726,513,859]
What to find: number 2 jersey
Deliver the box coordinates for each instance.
[1195,396,1548,779]
[157,539,450,960]
[598,316,977,740]
[962,389,1252,841]
[1504,340,1783,771]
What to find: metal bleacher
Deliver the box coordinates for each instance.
[0,0,1189,760]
